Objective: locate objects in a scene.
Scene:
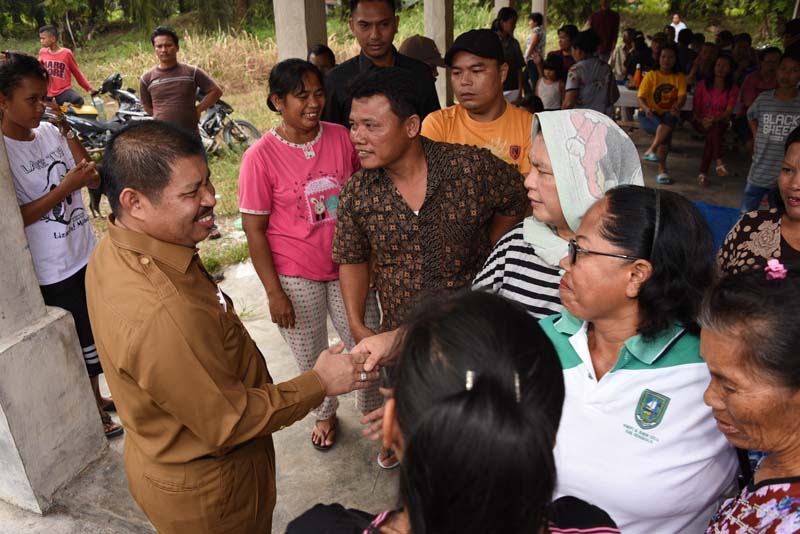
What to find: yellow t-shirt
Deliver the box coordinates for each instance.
[637,70,687,115]
[421,103,533,174]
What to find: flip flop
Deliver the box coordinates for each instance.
[698,173,709,186]
[311,417,337,451]
[715,163,729,177]
[642,153,660,163]
[377,448,399,470]
[101,411,124,439]
[101,399,116,413]
[656,173,672,185]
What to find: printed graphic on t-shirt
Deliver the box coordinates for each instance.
[42,60,67,80]
[760,112,800,141]
[484,138,521,171]
[654,83,678,109]
[305,175,340,225]
[18,144,89,235]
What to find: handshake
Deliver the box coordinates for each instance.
[311,330,399,439]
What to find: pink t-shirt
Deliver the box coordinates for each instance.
[238,121,359,281]
[694,80,739,121]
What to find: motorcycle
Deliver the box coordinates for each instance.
[95,73,151,124]
[197,90,261,153]
[42,100,123,156]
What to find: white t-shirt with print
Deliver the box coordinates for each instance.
[5,122,96,285]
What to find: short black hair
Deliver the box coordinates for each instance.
[760,46,783,61]
[267,58,324,112]
[558,24,579,41]
[572,28,600,55]
[701,270,800,389]
[38,25,58,39]
[150,26,179,47]
[785,124,800,152]
[692,32,706,45]
[734,32,753,45]
[393,291,563,534]
[659,42,682,73]
[529,12,544,26]
[307,44,335,64]
[349,0,395,14]
[0,51,48,97]
[601,186,714,339]
[348,67,419,121]
[102,121,206,216]
[716,30,734,45]
[677,27,694,45]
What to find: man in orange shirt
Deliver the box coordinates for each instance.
[421,29,532,175]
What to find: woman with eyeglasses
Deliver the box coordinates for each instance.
[540,185,738,534]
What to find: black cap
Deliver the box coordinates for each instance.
[444,29,505,66]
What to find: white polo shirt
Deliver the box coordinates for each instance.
[540,311,738,534]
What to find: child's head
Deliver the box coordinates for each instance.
[777,53,800,90]
[528,12,543,28]
[0,52,48,131]
[542,58,560,80]
[38,25,58,48]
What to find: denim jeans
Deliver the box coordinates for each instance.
[638,111,678,146]
[740,182,779,213]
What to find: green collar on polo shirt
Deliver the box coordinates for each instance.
[552,309,688,367]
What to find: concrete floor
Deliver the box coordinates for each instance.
[0,123,748,533]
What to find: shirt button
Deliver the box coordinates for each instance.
[140,257,150,265]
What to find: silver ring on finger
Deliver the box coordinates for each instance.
[360,372,367,382]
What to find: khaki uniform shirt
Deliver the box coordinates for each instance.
[86,219,325,464]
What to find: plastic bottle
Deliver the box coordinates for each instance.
[633,63,642,89]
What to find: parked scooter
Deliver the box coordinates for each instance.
[95,73,151,123]
[43,101,123,155]
[197,90,261,153]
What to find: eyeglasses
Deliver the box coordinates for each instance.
[568,239,641,265]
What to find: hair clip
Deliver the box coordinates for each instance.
[765,258,788,280]
[514,371,521,403]
[465,370,475,391]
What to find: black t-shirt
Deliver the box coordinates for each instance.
[285,497,620,533]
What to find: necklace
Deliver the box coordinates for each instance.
[270,123,323,159]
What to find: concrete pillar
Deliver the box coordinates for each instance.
[0,136,105,514]
[274,0,328,62]
[425,0,454,107]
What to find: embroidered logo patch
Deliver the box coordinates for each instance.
[509,145,521,160]
[635,389,670,430]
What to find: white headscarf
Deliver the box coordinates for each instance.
[523,109,644,266]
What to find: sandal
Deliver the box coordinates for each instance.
[715,163,729,177]
[642,153,660,163]
[100,398,116,413]
[101,411,124,439]
[311,416,337,451]
[698,173,709,186]
[377,448,399,470]
[655,173,673,185]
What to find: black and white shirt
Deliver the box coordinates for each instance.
[472,222,563,319]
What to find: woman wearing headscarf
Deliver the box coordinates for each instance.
[474,108,643,318]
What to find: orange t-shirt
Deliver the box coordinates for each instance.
[421,103,532,174]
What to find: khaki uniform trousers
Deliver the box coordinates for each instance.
[124,437,275,533]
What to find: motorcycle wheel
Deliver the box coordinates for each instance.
[222,120,261,150]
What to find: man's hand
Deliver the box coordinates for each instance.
[354,329,400,372]
[268,290,295,329]
[63,160,100,192]
[313,343,379,397]
[196,107,203,121]
[359,387,393,441]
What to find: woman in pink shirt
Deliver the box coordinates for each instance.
[238,59,380,453]
[693,54,739,185]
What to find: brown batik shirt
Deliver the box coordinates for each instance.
[332,137,527,331]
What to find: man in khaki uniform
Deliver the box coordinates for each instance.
[85,120,377,534]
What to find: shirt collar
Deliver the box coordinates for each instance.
[107,216,196,274]
[553,309,687,366]
[357,46,401,71]
[365,137,442,192]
